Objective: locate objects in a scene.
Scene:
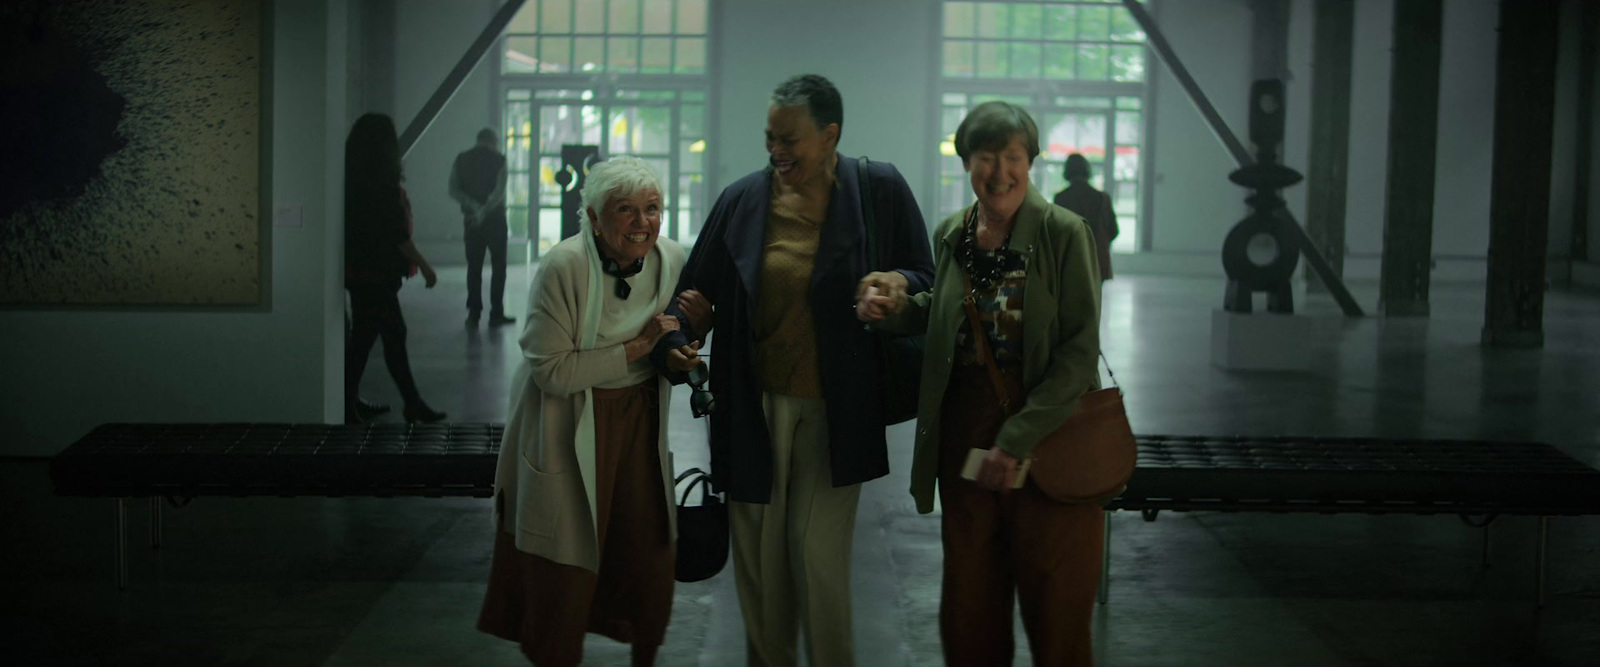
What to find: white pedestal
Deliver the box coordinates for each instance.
[1210,309,1314,372]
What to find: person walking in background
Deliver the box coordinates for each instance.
[1053,153,1119,282]
[343,113,446,424]
[345,309,390,423]
[451,127,513,327]
[859,101,1105,666]
[653,74,934,667]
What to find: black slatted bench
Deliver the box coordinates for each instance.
[50,423,502,589]
[51,426,1600,601]
[1100,435,1600,606]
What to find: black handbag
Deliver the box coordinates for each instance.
[673,467,728,583]
[858,156,925,425]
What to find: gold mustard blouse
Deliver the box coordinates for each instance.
[753,195,824,398]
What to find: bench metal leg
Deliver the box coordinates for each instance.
[1482,521,1491,567]
[1459,514,1498,568]
[116,498,128,591]
[1536,516,1549,609]
[1098,510,1112,605]
[150,497,162,549]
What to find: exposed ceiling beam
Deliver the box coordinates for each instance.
[399,0,529,158]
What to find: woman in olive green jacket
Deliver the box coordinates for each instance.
[857,101,1103,666]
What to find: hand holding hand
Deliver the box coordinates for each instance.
[677,289,713,338]
[665,340,703,373]
[624,314,682,363]
[637,314,681,346]
[856,270,909,302]
[854,285,898,322]
[855,272,907,322]
[975,447,1020,491]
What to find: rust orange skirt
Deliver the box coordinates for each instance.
[477,381,676,667]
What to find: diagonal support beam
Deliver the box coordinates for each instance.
[1126,0,1249,164]
[1121,0,1364,316]
[399,0,529,158]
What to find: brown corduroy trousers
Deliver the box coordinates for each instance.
[937,365,1105,667]
[477,381,676,667]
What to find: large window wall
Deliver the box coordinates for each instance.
[499,0,710,257]
[938,0,1149,253]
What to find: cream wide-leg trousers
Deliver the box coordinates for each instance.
[730,393,862,667]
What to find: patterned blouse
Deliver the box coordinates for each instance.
[955,212,1028,369]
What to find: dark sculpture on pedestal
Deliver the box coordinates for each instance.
[1222,80,1304,313]
[556,144,602,239]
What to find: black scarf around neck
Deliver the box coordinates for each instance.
[596,240,645,299]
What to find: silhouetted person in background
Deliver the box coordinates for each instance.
[344,113,446,424]
[451,128,513,327]
[1053,153,1119,282]
[345,310,390,422]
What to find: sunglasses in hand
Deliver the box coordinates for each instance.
[686,360,715,418]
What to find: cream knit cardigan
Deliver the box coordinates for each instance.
[492,224,686,572]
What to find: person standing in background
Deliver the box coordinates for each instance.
[1053,153,1118,282]
[451,128,513,327]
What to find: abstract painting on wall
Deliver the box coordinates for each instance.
[0,0,263,305]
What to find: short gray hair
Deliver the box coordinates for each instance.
[770,74,843,140]
[580,156,663,215]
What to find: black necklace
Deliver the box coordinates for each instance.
[957,207,1016,292]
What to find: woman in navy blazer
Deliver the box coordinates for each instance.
[653,74,933,666]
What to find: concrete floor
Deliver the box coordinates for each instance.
[5,266,1599,666]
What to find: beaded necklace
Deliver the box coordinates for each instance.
[957,206,1022,292]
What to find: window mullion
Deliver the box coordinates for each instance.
[669,102,681,240]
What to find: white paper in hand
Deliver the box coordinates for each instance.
[959,448,1031,489]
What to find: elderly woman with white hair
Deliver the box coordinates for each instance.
[478,156,702,667]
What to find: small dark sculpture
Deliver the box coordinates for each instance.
[557,144,601,239]
[1222,80,1303,313]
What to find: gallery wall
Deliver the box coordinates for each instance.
[712,0,939,210]
[0,0,351,456]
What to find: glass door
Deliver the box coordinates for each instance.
[504,85,708,259]
[937,92,1141,254]
[1035,96,1141,254]
[1035,107,1111,202]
